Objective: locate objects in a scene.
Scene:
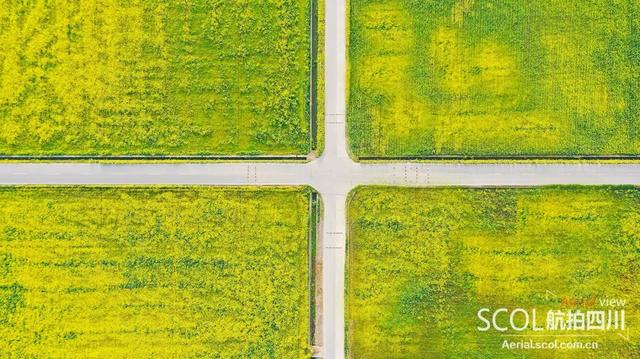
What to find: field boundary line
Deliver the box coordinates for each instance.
[308,190,322,356]
[0,155,308,161]
[309,0,319,153]
[359,155,640,161]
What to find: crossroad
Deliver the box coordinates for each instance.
[0,0,639,357]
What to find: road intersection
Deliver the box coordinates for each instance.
[0,0,639,358]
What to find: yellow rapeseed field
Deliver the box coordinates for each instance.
[0,186,312,357]
[349,1,640,157]
[0,1,313,156]
[348,186,640,358]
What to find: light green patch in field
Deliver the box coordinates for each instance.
[348,186,640,358]
[0,186,311,357]
[0,1,313,156]
[349,1,640,157]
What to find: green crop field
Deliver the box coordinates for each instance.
[347,186,640,358]
[0,1,314,156]
[348,1,640,157]
[0,186,312,357]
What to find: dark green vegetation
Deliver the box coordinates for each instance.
[349,1,640,157]
[0,187,312,357]
[348,186,640,358]
[0,1,313,156]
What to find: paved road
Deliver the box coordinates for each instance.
[1,162,639,188]
[0,0,639,357]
